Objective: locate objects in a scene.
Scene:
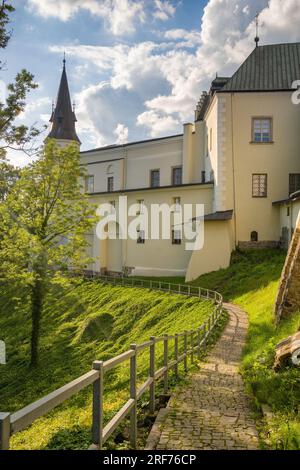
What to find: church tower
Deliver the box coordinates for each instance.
[48,57,81,146]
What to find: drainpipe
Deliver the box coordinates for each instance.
[230,93,238,248]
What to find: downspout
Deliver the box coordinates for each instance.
[230,93,238,247]
[123,148,128,271]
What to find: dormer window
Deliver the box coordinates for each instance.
[252,117,273,143]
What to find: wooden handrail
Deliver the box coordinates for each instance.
[0,273,223,451]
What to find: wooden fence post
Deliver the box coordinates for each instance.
[190,331,194,363]
[184,331,188,372]
[197,328,201,359]
[149,337,156,414]
[92,361,104,450]
[203,324,207,349]
[0,413,10,450]
[130,344,137,449]
[163,335,168,394]
[174,334,179,378]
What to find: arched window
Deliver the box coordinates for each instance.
[106,164,114,175]
[251,231,258,242]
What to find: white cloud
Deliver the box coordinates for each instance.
[114,123,129,144]
[27,0,146,35]
[153,0,176,21]
[164,28,202,48]
[19,97,51,121]
[137,110,180,137]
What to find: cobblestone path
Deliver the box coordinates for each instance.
[152,304,259,450]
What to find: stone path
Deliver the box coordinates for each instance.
[147,303,259,450]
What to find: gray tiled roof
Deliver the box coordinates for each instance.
[192,210,233,221]
[222,43,300,92]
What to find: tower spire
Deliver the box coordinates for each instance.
[48,58,81,144]
[254,13,260,48]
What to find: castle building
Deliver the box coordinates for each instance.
[49,42,300,281]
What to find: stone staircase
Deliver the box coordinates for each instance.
[275,215,300,321]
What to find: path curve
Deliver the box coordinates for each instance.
[147,303,259,450]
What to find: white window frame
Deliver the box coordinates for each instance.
[252,117,273,143]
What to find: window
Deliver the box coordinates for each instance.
[172,166,182,186]
[137,199,145,215]
[289,174,300,195]
[137,229,145,244]
[287,206,290,217]
[150,169,160,188]
[172,229,182,245]
[107,176,114,192]
[252,118,272,143]
[201,171,206,183]
[252,174,267,198]
[251,231,258,242]
[85,175,94,193]
[173,197,181,213]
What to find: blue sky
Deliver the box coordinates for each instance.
[3,0,300,166]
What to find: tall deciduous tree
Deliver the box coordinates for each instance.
[0,140,96,366]
[0,1,42,200]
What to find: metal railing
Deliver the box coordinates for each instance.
[0,275,223,451]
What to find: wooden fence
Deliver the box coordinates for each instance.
[0,275,223,451]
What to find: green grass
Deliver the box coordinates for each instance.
[0,279,214,450]
[1,249,299,450]
[190,249,300,450]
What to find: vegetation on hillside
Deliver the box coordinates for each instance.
[191,249,300,450]
[0,280,214,449]
[0,141,95,366]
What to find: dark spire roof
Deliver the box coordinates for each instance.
[48,59,81,144]
[221,42,300,92]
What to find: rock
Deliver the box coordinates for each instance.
[274,332,300,370]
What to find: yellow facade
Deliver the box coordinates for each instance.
[80,44,300,281]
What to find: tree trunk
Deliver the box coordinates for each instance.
[30,276,44,367]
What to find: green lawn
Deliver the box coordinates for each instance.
[191,249,300,450]
[0,279,214,450]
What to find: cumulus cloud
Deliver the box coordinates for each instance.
[27,0,146,35]
[27,0,178,34]
[18,97,51,121]
[137,110,180,137]
[49,0,300,146]
[153,0,176,21]
[114,123,129,144]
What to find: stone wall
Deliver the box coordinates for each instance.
[238,241,280,250]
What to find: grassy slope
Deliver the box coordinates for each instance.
[190,249,300,450]
[0,279,213,450]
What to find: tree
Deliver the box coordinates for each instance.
[0,157,19,201]
[0,140,96,366]
[0,1,42,200]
